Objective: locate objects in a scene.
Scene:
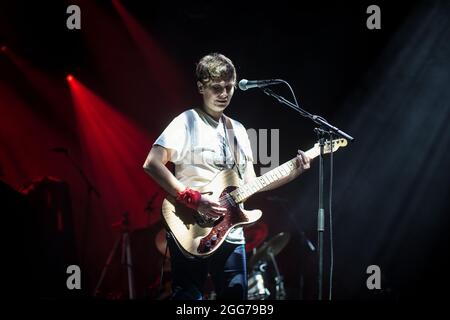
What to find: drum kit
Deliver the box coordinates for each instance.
[246,229,290,300]
[152,222,291,300]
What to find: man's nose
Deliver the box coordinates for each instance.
[218,89,228,98]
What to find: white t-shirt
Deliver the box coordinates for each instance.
[153,108,254,244]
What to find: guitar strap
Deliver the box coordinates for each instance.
[222,114,243,179]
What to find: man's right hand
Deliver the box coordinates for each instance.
[197,194,227,219]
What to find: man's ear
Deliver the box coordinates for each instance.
[197,81,204,94]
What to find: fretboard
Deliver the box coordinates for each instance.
[231,147,317,203]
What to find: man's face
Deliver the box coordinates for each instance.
[198,78,236,114]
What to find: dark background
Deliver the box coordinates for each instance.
[1,0,449,300]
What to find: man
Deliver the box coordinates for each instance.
[143,53,310,300]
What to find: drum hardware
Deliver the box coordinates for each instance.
[248,272,270,299]
[247,232,290,300]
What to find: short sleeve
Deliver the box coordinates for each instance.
[153,113,190,164]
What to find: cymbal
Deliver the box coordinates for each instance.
[244,222,268,253]
[248,232,290,269]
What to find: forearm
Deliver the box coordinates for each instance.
[143,160,185,197]
[143,155,226,218]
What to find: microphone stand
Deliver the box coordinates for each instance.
[60,151,101,279]
[261,87,353,300]
[94,211,135,299]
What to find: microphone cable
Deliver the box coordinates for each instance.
[328,132,335,300]
[285,79,336,300]
[281,81,336,300]
[280,80,299,107]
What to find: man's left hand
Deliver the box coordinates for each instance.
[296,150,310,173]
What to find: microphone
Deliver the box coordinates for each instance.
[50,147,69,154]
[238,79,283,91]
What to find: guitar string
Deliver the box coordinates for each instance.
[211,142,339,215]
[215,158,296,206]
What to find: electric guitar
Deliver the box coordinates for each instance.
[162,138,348,258]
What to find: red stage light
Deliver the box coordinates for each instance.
[66,74,73,81]
[1,45,7,52]
[67,77,159,229]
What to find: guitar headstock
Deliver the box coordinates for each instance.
[314,138,348,154]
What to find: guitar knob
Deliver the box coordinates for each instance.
[211,235,217,242]
[206,241,211,247]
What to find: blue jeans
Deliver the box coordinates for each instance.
[167,232,247,300]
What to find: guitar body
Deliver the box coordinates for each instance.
[161,169,262,258]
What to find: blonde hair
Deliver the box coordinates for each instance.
[196,53,236,85]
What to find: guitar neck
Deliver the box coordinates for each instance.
[231,147,318,204]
